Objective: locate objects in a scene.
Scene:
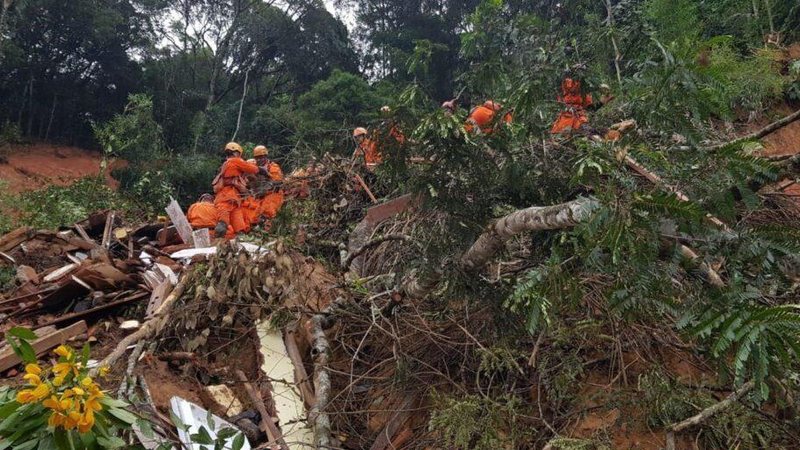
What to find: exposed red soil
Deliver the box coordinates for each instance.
[0,143,122,193]
[760,120,800,158]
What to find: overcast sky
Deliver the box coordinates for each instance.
[323,0,356,30]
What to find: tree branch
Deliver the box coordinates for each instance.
[705,109,800,152]
[460,197,601,271]
[665,381,755,450]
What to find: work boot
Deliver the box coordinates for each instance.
[214,221,228,238]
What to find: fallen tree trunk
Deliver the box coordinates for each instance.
[460,197,601,271]
[310,311,333,448]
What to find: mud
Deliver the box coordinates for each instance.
[0,143,121,193]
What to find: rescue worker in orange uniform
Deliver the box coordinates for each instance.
[550,77,593,134]
[187,194,219,231]
[464,100,512,135]
[212,142,266,239]
[248,145,284,221]
[352,127,381,171]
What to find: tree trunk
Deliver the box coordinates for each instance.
[26,76,34,137]
[605,0,623,87]
[460,197,601,271]
[44,93,57,141]
[230,69,249,142]
[0,0,13,46]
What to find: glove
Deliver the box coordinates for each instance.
[214,221,228,237]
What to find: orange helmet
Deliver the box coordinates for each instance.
[353,127,368,138]
[253,145,268,157]
[224,142,243,154]
[483,100,502,111]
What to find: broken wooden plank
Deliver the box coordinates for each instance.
[42,263,79,283]
[0,226,32,253]
[166,198,194,246]
[145,279,173,320]
[101,211,116,248]
[284,324,317,409]
[73,223,96,245]
[192,228,211,249]
[33,292,148,329]
[364,194,419,227]
[0,321,88,372]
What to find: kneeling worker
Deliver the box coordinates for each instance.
[212,142,266,238]
[187,194,219,232]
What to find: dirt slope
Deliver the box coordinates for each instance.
[0,143,120,193]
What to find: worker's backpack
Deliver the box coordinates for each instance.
[211,161,248,194]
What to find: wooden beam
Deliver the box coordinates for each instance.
[32,292,148,329]
[165,198,194,246]
[0,321,88,372]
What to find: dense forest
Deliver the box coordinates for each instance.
[2,0,800,449]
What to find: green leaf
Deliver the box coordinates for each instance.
[9,439,39,450]
[0,398,20,419]
[17,340,38,364]
[191,426,214,445]
[7,327,37,341]
[232,432,246,450]
[96,435,127,449]
[106,406,138,424]
[81,342,91,367]
[100,397,129,409]
[136,418,155,439]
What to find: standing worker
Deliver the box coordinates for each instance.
[352,127,381,171]
[550,77,593,135]
[464,100,512,135]
[212,142,266,239]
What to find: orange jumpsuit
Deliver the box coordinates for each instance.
[258,162,284,220]
[354,138,381,169]
[465,106,513,134]
[550,78,592,134]
[213,157,259,238]
[187,201,219,229]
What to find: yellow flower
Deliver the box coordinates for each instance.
[22,373,42,386]
[70,387,85,396]
[31,383,51,400]
[80,377,94,388]
[24,363,42,376]
[16,389,37,404]
[63,410,81,430]
[52,376,65,387]
[77,409,95,433]
[49,411,66,428]
[53,362,72,378]
[43,395,60,410]
[54,345,73,359]
[98,366,110,378]
[85,395,103,413]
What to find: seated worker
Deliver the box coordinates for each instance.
[187,194,219,232]
[464,100,513,135]
[352,127,381,171]
[550,77,593,135]
[246,145,285,223]
[212,142,266,239]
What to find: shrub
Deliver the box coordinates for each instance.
[1,329,136,449]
